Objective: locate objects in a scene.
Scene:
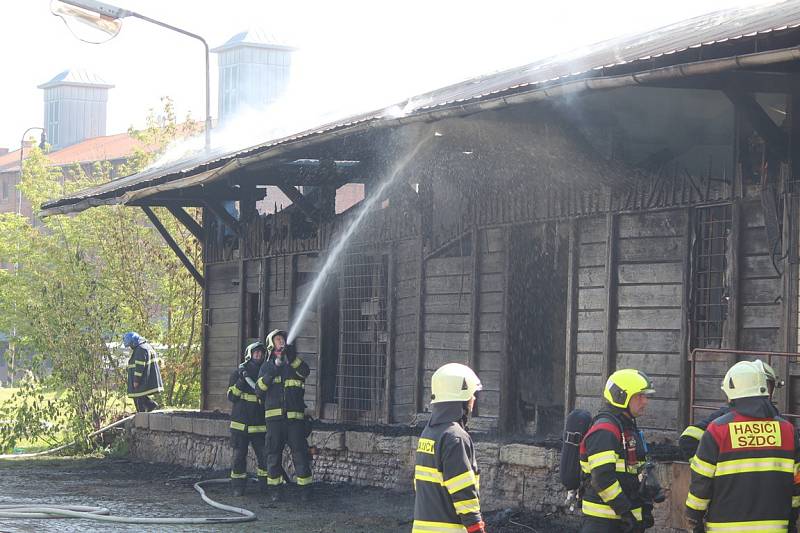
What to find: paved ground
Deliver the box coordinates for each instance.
[0,457,579,533]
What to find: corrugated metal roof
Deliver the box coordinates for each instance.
[42,0,800,215]
[37,69,114,90]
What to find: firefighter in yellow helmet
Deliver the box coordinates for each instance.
[679,358,782,460]
[579,369,657,532]
[685,360,800,532]
[413,363,485,533]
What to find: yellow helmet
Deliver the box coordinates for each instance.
[430,363,482,404]
[722,361,769,400]
[752,359,784,389]
[604,369,656,409]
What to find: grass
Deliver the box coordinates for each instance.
[0,387,132,453]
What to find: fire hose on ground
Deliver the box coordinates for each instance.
[0,413,257,524]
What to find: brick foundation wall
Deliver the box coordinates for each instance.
[126,412,689,532]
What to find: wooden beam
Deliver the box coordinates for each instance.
[679,208,693,428]
[469,225,481,375]
[414,238,426,414]
[237,259,247,361]
[384,245,397,424]
[167,206,204,241]
[644,71,800,94]
[724,89,788,159]
[778,191,794,414]
[200,207,211,410]
[499,227,513,434]
[278,184,322,221]
[288,254,297,329]
[601,214,619,381]
[259,257,270,341]
[564,219,579,418]
[141,206,204,288]
[725,203,741,353]
[204,201,241,237]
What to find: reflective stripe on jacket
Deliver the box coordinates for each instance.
[579,410,646,523]
[679,406,731,461]
[255,351,309,420]
[413,402,484,533]
[685,403,800,529]
[227,369,267,434]
[126,342,164,398]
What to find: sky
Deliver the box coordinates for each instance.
[0,0,781,152]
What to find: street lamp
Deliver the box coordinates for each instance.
[52,0,212,152]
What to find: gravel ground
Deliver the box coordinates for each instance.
[0,457,579,533]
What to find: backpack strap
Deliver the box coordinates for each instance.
[584,414,623,442]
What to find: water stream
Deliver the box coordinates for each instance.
[286,130,430,345]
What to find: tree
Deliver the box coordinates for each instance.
[0,98,203,453]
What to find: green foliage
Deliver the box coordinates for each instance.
[0,98,203,452]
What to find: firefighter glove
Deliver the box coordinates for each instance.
[642,504,655,529]
[619,511,639,533]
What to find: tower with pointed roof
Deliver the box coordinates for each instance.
[37,69,114,150]
[212,29,295,124]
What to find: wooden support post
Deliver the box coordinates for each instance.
[141,207,204,287]
[237,259,247,362]
[384,245,397,423]
[259,257,270,340]
[200,207,210,410]
[167,206,204,241]
[564,220,579,417]
[315,268,325,420]
[205,201,241,237]
[414,238,426,414]
[679,208,693,429]
[601,214,619,381]
[288,254,297,329]
[726,203,741,355]
[469,225,481,374]
[779,192,794,414]
[499,227,513,433]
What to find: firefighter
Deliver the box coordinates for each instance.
[413,363,485,533]
[685,360,800,532]
[579,369,656,533]
[678,359,783,460]
[123,332,163,412]
[256,329,312,501]
[227,341,270,496]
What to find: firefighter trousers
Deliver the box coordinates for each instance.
[580,517,638,533]
[134,395,159,412]
[230,431,268,479]
[266,418,312,486]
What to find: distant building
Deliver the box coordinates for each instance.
[37,69,114,150]
[211,29,295,124]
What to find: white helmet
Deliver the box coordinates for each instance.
[430,363,482,404]
[721,361,769,401]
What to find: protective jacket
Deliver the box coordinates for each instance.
[686,397,800,532]
[413,402,484,533]
[679,402,781,460]
[256,343,310,421]
[126,336,164,398]
[227,359,267,434]
[579,406,648,525]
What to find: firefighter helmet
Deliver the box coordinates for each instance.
[603,369,656,409]
[244,341,267,362]
[430,363,482,404]
[266,329,288,353]
[721,360,769,400]
[753,359,784,389]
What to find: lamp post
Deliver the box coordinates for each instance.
[54,0,212,152]
[9,128,46,386]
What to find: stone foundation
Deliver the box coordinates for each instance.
[126,411,689,532]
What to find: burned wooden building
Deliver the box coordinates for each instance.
[42,3,800,440]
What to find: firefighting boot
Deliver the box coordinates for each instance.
[270,483,285,502]
[231,477,246,497]
[258,476,269,495]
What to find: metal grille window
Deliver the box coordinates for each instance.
[336,250,388,424]
[691,205,732,348]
